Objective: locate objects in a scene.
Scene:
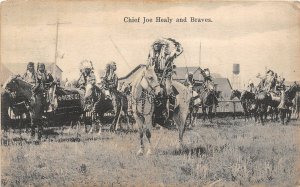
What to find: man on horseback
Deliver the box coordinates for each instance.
[78,60,96,91]
[275,76,286,92]
[257,69,277,92]
[148,38,183,126]
[184,72,195,88]
[33,63,55,111]
[102,61,118,100]
[246,80,256,93]
[22,62,36,84]
[199,68,219,106]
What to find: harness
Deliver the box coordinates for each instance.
[133,89,155,116]
[132,71,159,116]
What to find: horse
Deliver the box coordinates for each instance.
[278,82,299,124]
[84,83,130,133]
[255,83,298,125]
[131,65,192,156]
[230,89,256,121]
[3,75,85,140]
[3,75,46,140]
[186,90,201,128]
[197,84,218,123]
[291,92,300,119]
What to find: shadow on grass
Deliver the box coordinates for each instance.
[160,145,207,157]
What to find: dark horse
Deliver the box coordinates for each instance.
[3,76,45,140]
[3,75,85,140]
[279,82,299,123]
[198,86,218,123]
[230,89,256,121]
[84,83,129,134]
[255,82,298,125]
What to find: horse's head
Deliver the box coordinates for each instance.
[286,82,299,100]
[3,75,34,100]
[3,75,22,93]
[141,65,161,95]
[230,89,240,100]
[120,83,132,96]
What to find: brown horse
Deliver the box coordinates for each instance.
[230,89,256,121]
[255,83,298,125]
[84,83,130,133]
[3,76,45,140]
[3,75,85,140]
[198,87,218,123]
[278,82,299,124]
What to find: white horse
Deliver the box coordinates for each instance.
[131,65,193,156]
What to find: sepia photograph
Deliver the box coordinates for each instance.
[1,1,300,186]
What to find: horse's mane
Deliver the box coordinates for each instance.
[130,66,147,95]
[2,75,34,90]
[131,66,147,87]
[16,77,34,88]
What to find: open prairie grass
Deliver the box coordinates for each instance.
[1,119,300,186]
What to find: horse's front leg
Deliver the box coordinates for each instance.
[137,127,145,156]
[88,111,96,134]
[279,109,285,125]
[202,107,206,122]
[36,118,43,141]
[134,114,145,156]
[144,115,153,156]
[30,117,36,139]
[209,107,213,123]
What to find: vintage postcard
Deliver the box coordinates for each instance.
[1,1,299,186]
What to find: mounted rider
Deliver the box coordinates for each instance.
[257,69,277,92]
[199,68,219,106]
[22,62,37,84]
[184,72,195,88]
[33,63,55,112]
[246,80,256,93]
[102,61,118,100]
[78,60,96,90]
[147,38,183,126]
[275,76,286,91]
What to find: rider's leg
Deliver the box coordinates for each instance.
[166,78,175,126]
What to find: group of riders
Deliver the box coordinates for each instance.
[7,37,296,142]
[18,38,291,129]
[18,38,221,129]
[244,69,287,99]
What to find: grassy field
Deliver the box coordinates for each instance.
[1,118,300,187]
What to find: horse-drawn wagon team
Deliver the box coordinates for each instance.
[1,38,299,149]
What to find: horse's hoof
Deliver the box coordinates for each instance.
[136,148,144,156]
[146,149,153,156]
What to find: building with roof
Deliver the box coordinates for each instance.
[173,66,233,100]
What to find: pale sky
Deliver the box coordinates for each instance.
[1,1,299,87]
